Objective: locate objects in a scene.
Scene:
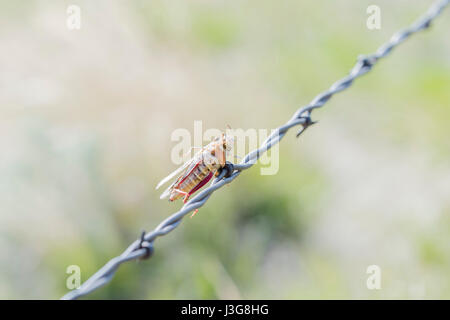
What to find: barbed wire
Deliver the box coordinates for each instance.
[62,0,449,300]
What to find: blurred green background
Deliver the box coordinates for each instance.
[0,0,449,299]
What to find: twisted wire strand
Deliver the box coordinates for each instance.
[62,0,449,300]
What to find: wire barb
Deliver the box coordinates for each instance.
[296,114,316,138]
[61,0,450,300]
[220,161,235,178]
[137,231,154,261]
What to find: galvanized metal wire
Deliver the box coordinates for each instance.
[62,0,449,300]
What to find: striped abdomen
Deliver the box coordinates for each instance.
[169,161,213,201]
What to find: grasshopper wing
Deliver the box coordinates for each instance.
[156,155,199,190]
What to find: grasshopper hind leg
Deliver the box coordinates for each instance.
[173,189,199,218]
[173,189,190,203]
[190,209,199,218]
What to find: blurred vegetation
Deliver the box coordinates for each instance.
[0,0,449,299]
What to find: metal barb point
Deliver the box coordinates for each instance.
[137,230,153,260]
[358,55,377,69]
[423,20,432,29]
[296,116,317,138]
[220,161,235,178]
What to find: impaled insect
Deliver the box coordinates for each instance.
[156,132,234,216]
